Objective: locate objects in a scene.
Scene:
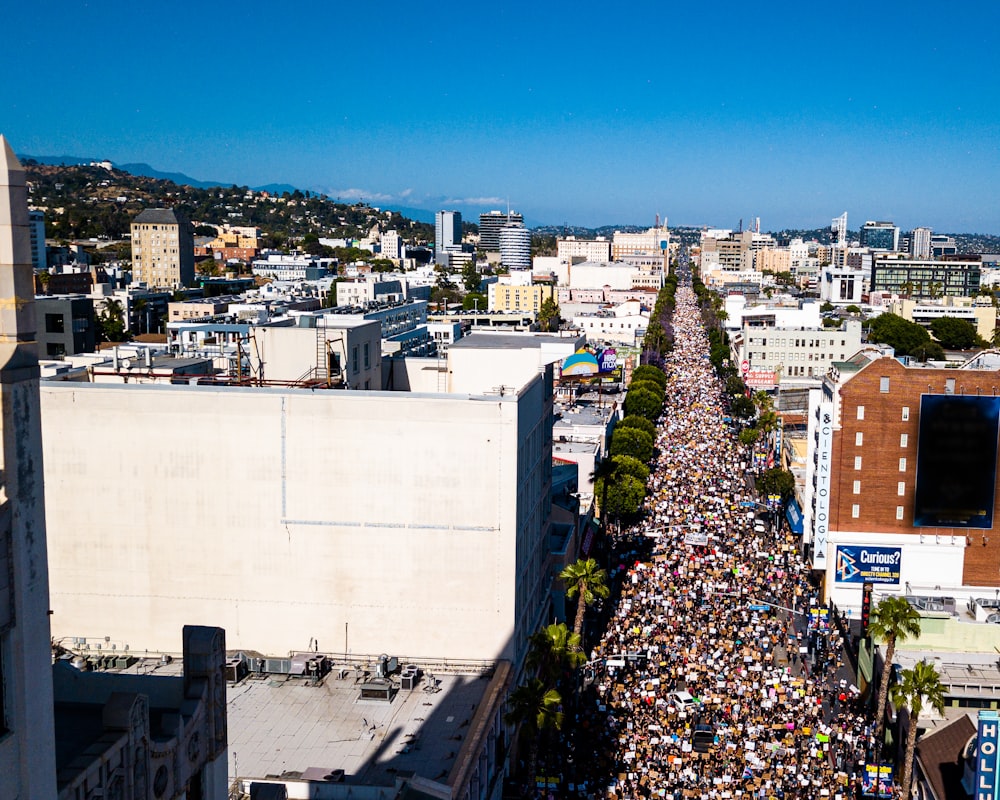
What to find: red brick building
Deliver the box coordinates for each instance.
[820,352,1000,605]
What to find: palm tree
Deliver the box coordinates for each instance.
[505,679,563,792]
[890,661,946,800]
[869,596,923,744]
[560,558,609,642]
[526,622,586,684]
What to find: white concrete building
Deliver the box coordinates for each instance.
[41,349,554,668]
[568,261,642,291]
[572,300,649,347]
[380,229,402,260]
[556,237,611,263]
[734,318,863,381]
[819,266,866,305]
[499,224,532,270]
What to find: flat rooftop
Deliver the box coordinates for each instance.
[227,667,502,788]
[448,332,570,350]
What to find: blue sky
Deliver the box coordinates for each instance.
[4,0,998,232]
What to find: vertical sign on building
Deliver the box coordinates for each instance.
[813,402,834,569]
[977,710,1000,800]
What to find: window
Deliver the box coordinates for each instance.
[857,405,865,420]
[899,457,907,472]
[855,431,864,446]
[852,504,860,518]
[46,342,66,357]
[853,480,861,494]
[880,377,890,393]
[363,342,370,369]
[897,481,906,496]
[854,456,862,470]
[902,406,910,421]
[352,346,358,374]
[900,433,909,448]
[45,313,64,334]
[896,506,905,520]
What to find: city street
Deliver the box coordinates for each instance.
[551,274,880,799]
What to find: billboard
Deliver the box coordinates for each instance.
[834,545,902,586]
[914,395,1000,528]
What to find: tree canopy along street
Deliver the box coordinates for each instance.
[548,268,886,800]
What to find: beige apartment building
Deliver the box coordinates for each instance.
[488,282,555,313]
[131,207,195,289]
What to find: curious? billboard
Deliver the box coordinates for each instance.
[834,545,901,586]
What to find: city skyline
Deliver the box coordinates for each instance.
[3,0,998,233]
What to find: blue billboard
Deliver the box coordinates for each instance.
[914,395,1000,528]
[834,545,901,586]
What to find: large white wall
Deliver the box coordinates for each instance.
[41,382,544,662]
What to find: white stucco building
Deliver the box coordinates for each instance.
[41,347,555,669]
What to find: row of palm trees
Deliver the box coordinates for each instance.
[866,595,947,800]
[505,558,610,793]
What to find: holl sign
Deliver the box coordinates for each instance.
[977,711,999,800]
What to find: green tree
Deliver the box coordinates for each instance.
[624,387,663,421]
[631,364,667,388]
[96,298,127,343]
[537,297,561,332]
[739,427,759,446]
[755,468,795,500]
[890,661,946,800]
[461,262,480,291]
[598,473,646,519]
[609,427,654,463]
[616,415,656,438]
[730,395,755,419]
[868,313,935,358]
[869,596,923,744]
[462,292,487,311]
[559,558,610,640]
[629,379,666,401]
[590,458,621,540]
[845,304,862,315]
[505,679,564,790]
[820,301,835,313]
[609,454,650,483]
[929,316,983,349]
[526,622,585,683]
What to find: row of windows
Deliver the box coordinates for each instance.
[855,432,909,448]
[853,455,908,471]
[855,405,910,421]
[749,337,850,347]
[851,503,907,520]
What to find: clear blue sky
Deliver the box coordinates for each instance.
[4,0,998,232]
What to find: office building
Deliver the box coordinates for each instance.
[28,209,45,270]
[859,220,900,252]
[435,210,462,265]
[488,281,554,314]
[931,234,958,258]
[0,134,58,799]
[556,236,611,263]
[130,208,195,289]
[910,227,932,259]
[831,212,848,247]
[870,255,981,298]
[810,352,1000,613]
[499,222,532,270]
[819,266,866,305]
[36,295,96,358]
[611,225,670,259]
[479,210,523,251]
[380,229,402,260]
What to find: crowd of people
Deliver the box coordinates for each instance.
[565,280,883,799]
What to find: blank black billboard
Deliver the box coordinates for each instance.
[914,394,1000,528]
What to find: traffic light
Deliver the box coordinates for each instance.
[861,581,873,636]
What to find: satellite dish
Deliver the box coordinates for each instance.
[121,358,132,370]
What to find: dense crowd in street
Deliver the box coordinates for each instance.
[566,281,883,799]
